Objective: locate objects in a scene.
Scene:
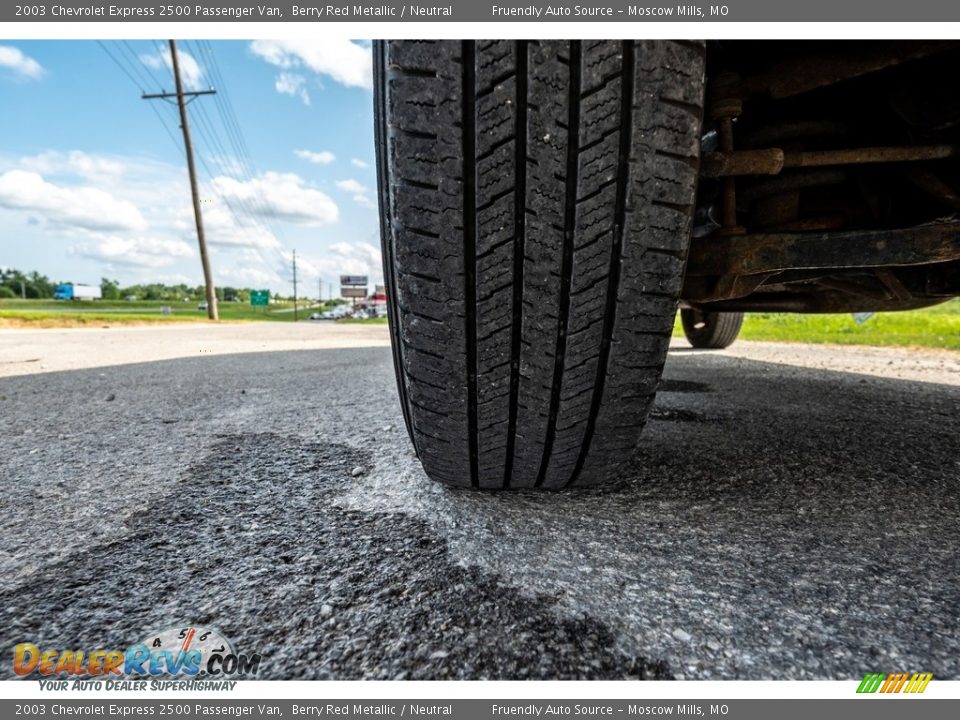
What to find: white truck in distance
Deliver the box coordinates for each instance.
[53,284,102,301]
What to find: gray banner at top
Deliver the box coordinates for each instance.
[4,0,960,23]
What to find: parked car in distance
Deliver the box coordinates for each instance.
[314,304,354,320]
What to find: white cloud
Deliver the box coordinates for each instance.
[140,47,204,88]
[353,194,376,209]
[297,241,382,285]
[351,158,369,169]
[294,149,335,165]
[212,171,338,226]
[330,241,380,264]
[335,179,367,195]
[329,241,381,274]
[206,154,246,177]
[0,45,44,80]
[0,170,146,232]
[20,151,126,182]
[0,148,378,291]
[217,263,281,289]
[335,178,376,209]
[190,200,281,251]
[211,246,291,288]
[275,72,310,105]
[71,236,194,269]
[250,39,372,90]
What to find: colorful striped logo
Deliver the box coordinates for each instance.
[857,672,933,694]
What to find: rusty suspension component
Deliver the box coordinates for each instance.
[701,144,957,178]
[710,94,745,236]
[686,222,960,278]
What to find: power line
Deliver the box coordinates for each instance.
[117,40,161,92]
[186,43,288,259]
[97,41,183,157]
[96,40,145,92]
[196,41,290,249]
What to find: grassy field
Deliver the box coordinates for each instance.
[340,316,389,324]
[2,297,957,350]
[673,298,960,350]
[0,299,330,327]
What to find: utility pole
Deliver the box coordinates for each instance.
[143,40,219,320]
[292,250,298,322]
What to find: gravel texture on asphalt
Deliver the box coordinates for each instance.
[0,339,957,680]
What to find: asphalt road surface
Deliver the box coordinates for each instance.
[1,324,958,680]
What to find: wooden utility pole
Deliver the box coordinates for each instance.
[292,250,298,322]
[143,41,218,320]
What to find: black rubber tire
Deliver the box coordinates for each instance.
[680,308,744,349]
[375,40,705,489]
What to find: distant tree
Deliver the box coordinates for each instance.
[27,271,56,298]
[0,269,56,298]
[101,278,121,300]
[0,285,16,299]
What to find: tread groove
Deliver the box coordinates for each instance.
[503,41,528,490]
[536,40,580,489]
[462,41,480,489]
[568,41,634,488]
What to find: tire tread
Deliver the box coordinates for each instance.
[376,40,705,488]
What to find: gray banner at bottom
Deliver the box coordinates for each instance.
[2,700,957,720]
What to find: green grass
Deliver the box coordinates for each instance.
[339,316,389,324]
[0,299,332,326]
[672,298,960,350]
[3,297,957,350]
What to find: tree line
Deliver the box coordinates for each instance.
[0,268,265,302]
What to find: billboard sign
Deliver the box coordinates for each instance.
[340,275,368,287]
[341,287,367,299]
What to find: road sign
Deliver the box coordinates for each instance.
[340,275,368,287]
[250,290,270,306]
[341,287,367,299]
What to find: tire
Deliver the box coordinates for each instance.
[375,40,705,489]
[680,309,744,349]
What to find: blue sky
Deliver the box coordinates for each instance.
[0,39,380,295]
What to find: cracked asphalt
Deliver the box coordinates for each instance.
[0,324,957,680]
